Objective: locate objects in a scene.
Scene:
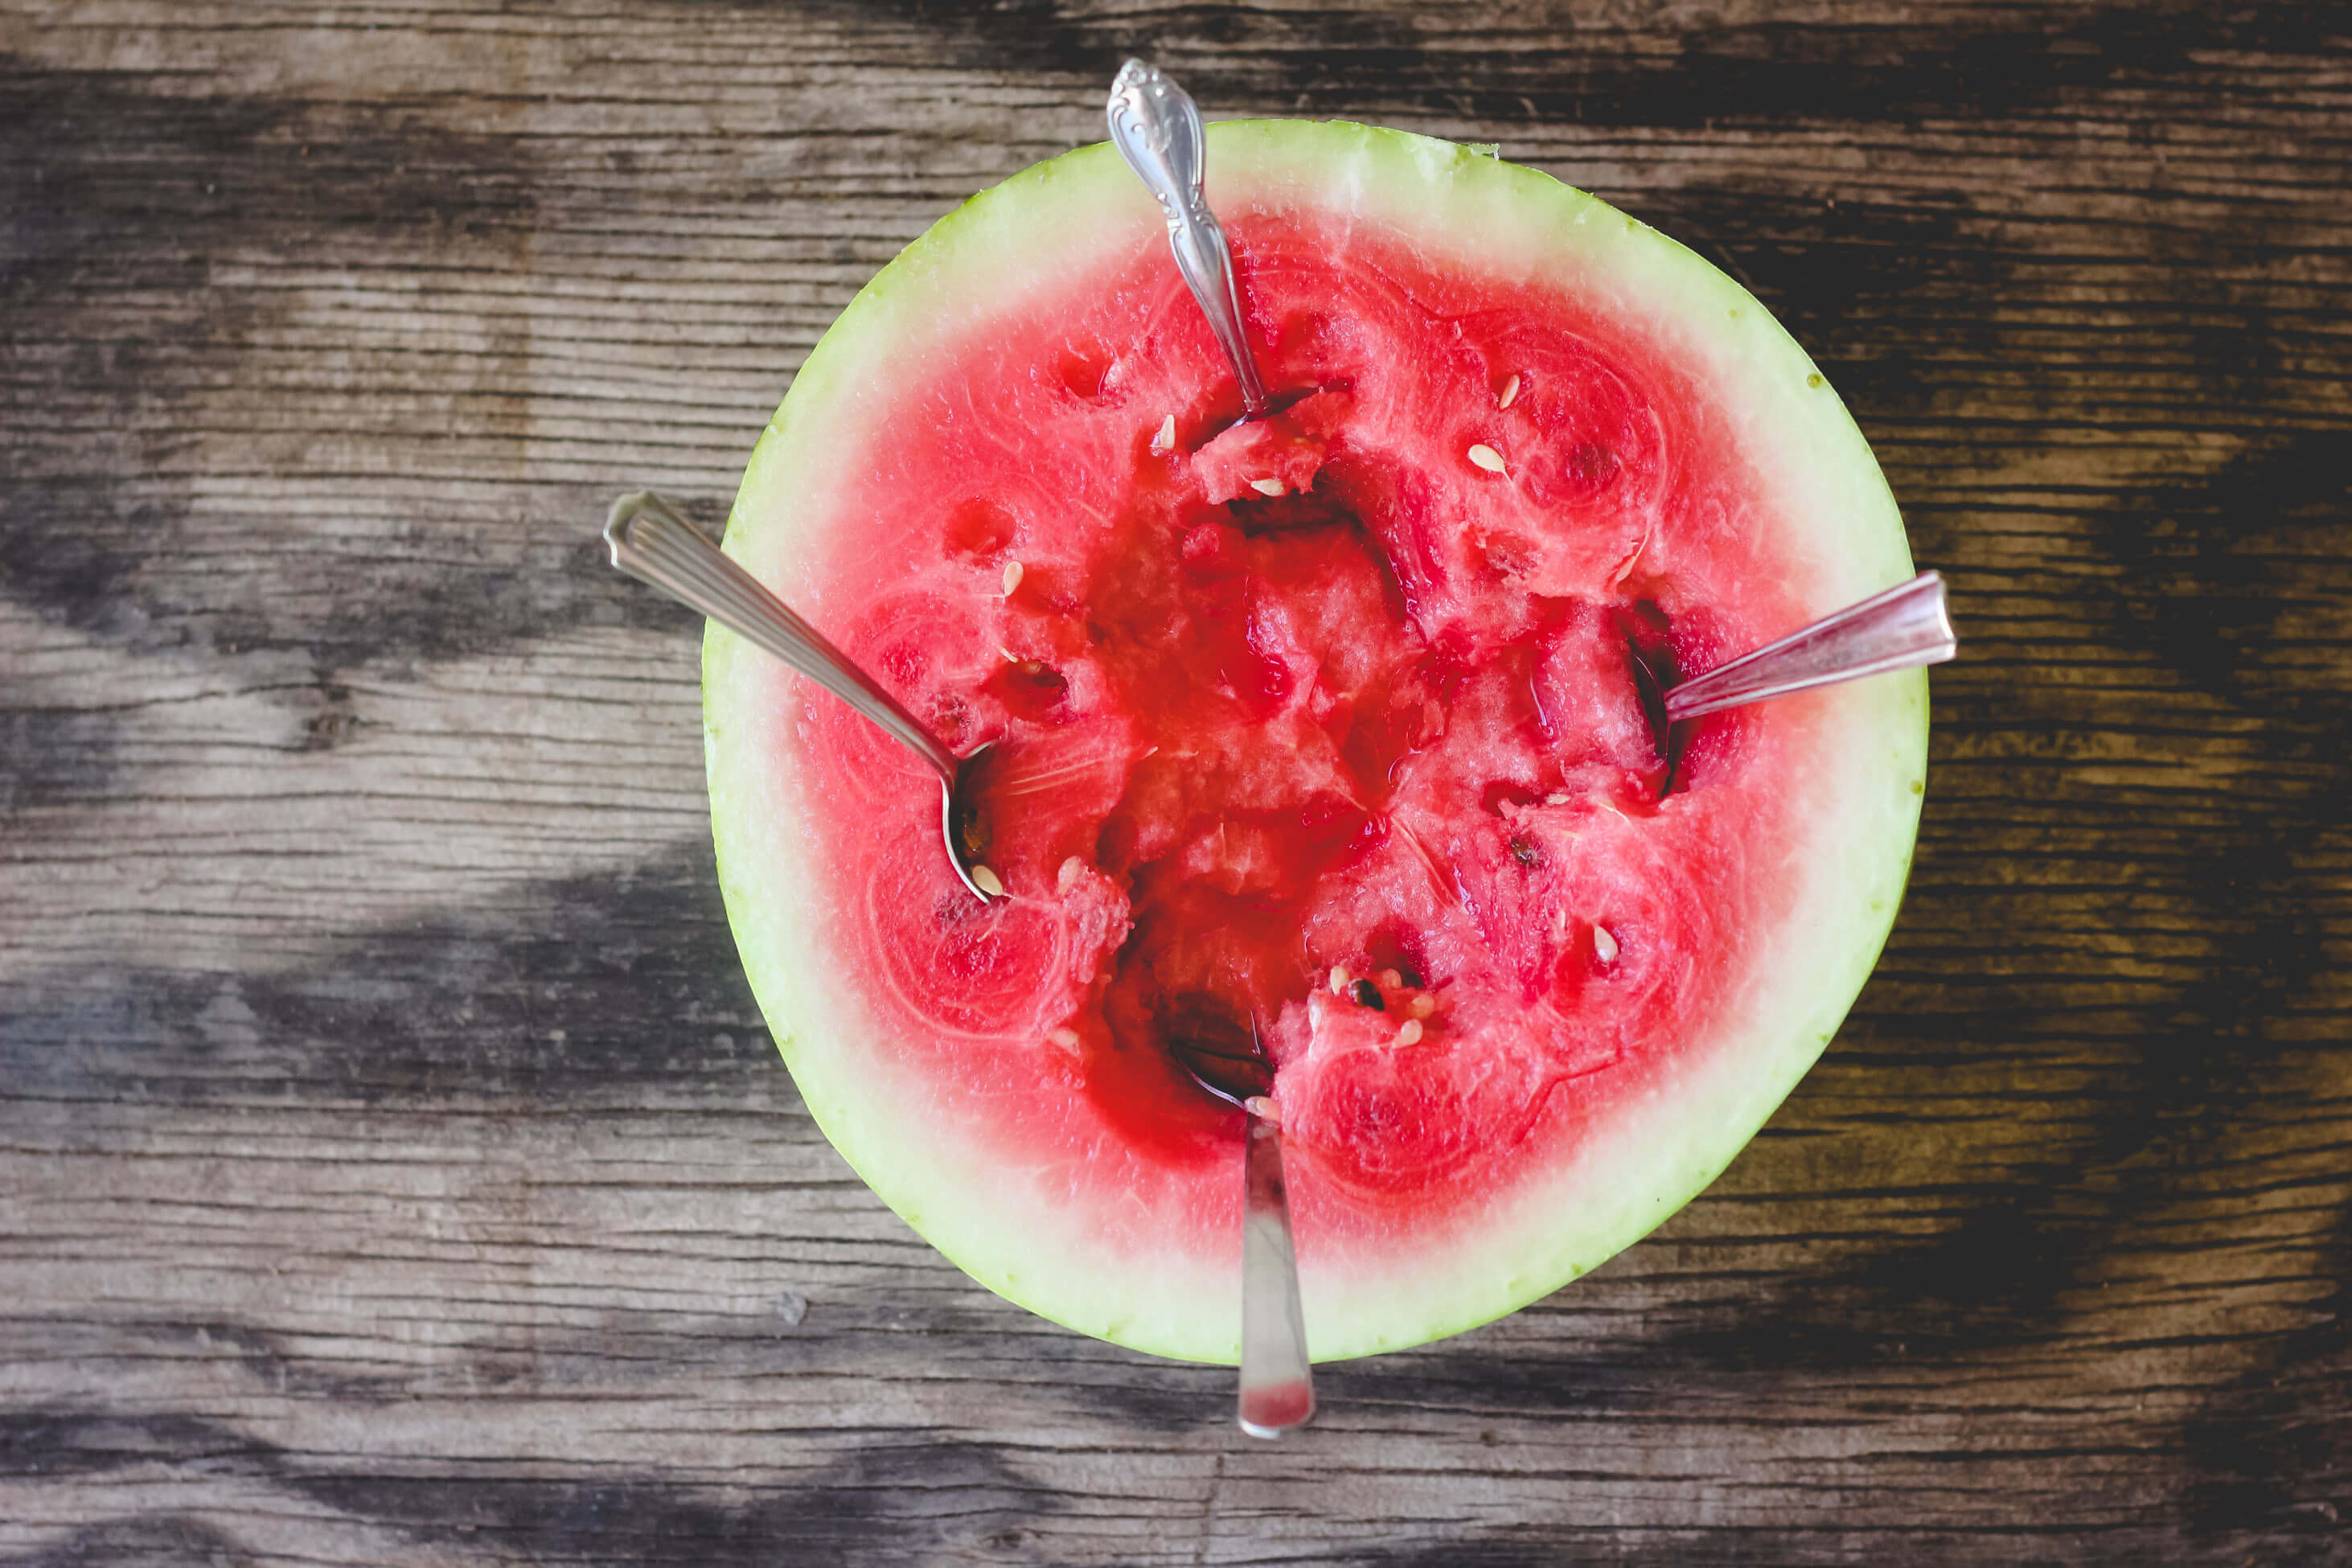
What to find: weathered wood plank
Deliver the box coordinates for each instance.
[3,0,2349,1562]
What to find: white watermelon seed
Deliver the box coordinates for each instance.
[1049,1026,1081,1052]
[1410,994,1435,1020]
[1498,373,1521,408]
[1379,969,1402,990]
[1057,856,1086,893]
[1594,925,1619,962]
[1151,413,1176,453]
[1001,560,1024,595]
[1329,966,1352,995]
[971,864,1005,897]
[1394,1020,1424,1046]
[1468,444,1507,474]
[1250,477,1285,496]
[1545,791,1570,806]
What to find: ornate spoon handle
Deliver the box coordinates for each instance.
[1107,60,1270,419]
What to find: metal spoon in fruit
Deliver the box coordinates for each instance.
[1162,999,1315,1439]
[1107,60,1271,421]
[602,491,1002,903]
[1632,570,1956,768]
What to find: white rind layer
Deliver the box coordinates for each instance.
[704,121,1926,1365]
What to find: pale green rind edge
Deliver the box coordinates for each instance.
[704,121,1927,1365]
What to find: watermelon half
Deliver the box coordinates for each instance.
[704,121,1925,1365]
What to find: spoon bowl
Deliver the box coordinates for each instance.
[602,491,1004,903]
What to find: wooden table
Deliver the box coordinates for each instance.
[5,3,2346,1562]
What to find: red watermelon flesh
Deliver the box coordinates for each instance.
[797,214,1795,1247]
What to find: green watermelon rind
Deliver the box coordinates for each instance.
[705,121,1927,1365]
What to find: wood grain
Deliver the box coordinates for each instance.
[3,0,2348,1562]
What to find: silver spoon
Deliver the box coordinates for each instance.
[602,491,1001,903]
[1107,60,1270,421]
[1160,999,1314,1439]
[1674,570,1956,720]
[1631,571,1956,761]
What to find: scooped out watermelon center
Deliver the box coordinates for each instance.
[787,209,1807,1261]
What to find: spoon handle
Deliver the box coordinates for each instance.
[1664,570,1956,724]
[603,491,959,785]
[1107,60,1270,420]
[1237,1112,1315,1438]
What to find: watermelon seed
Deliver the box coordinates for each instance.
[1058,856,1087,893]
[1594,926,1619,963]
[1467,444,1507,474]
[1378,969,1403,990]
[1328,966,1352,995]
[1410,995,1436,1020]
[1497,373,1521,409]
[1394,1020,1424,1046]
[1049,1026,1081,1053]
[1508,835,1541,868]
[970,864,1005,898]
[1002,560,1024,595]
[1250,478,1285,496]
[1151,413,1176,453]
[1545,792,1570,806]
[1350,979,1385,1011]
